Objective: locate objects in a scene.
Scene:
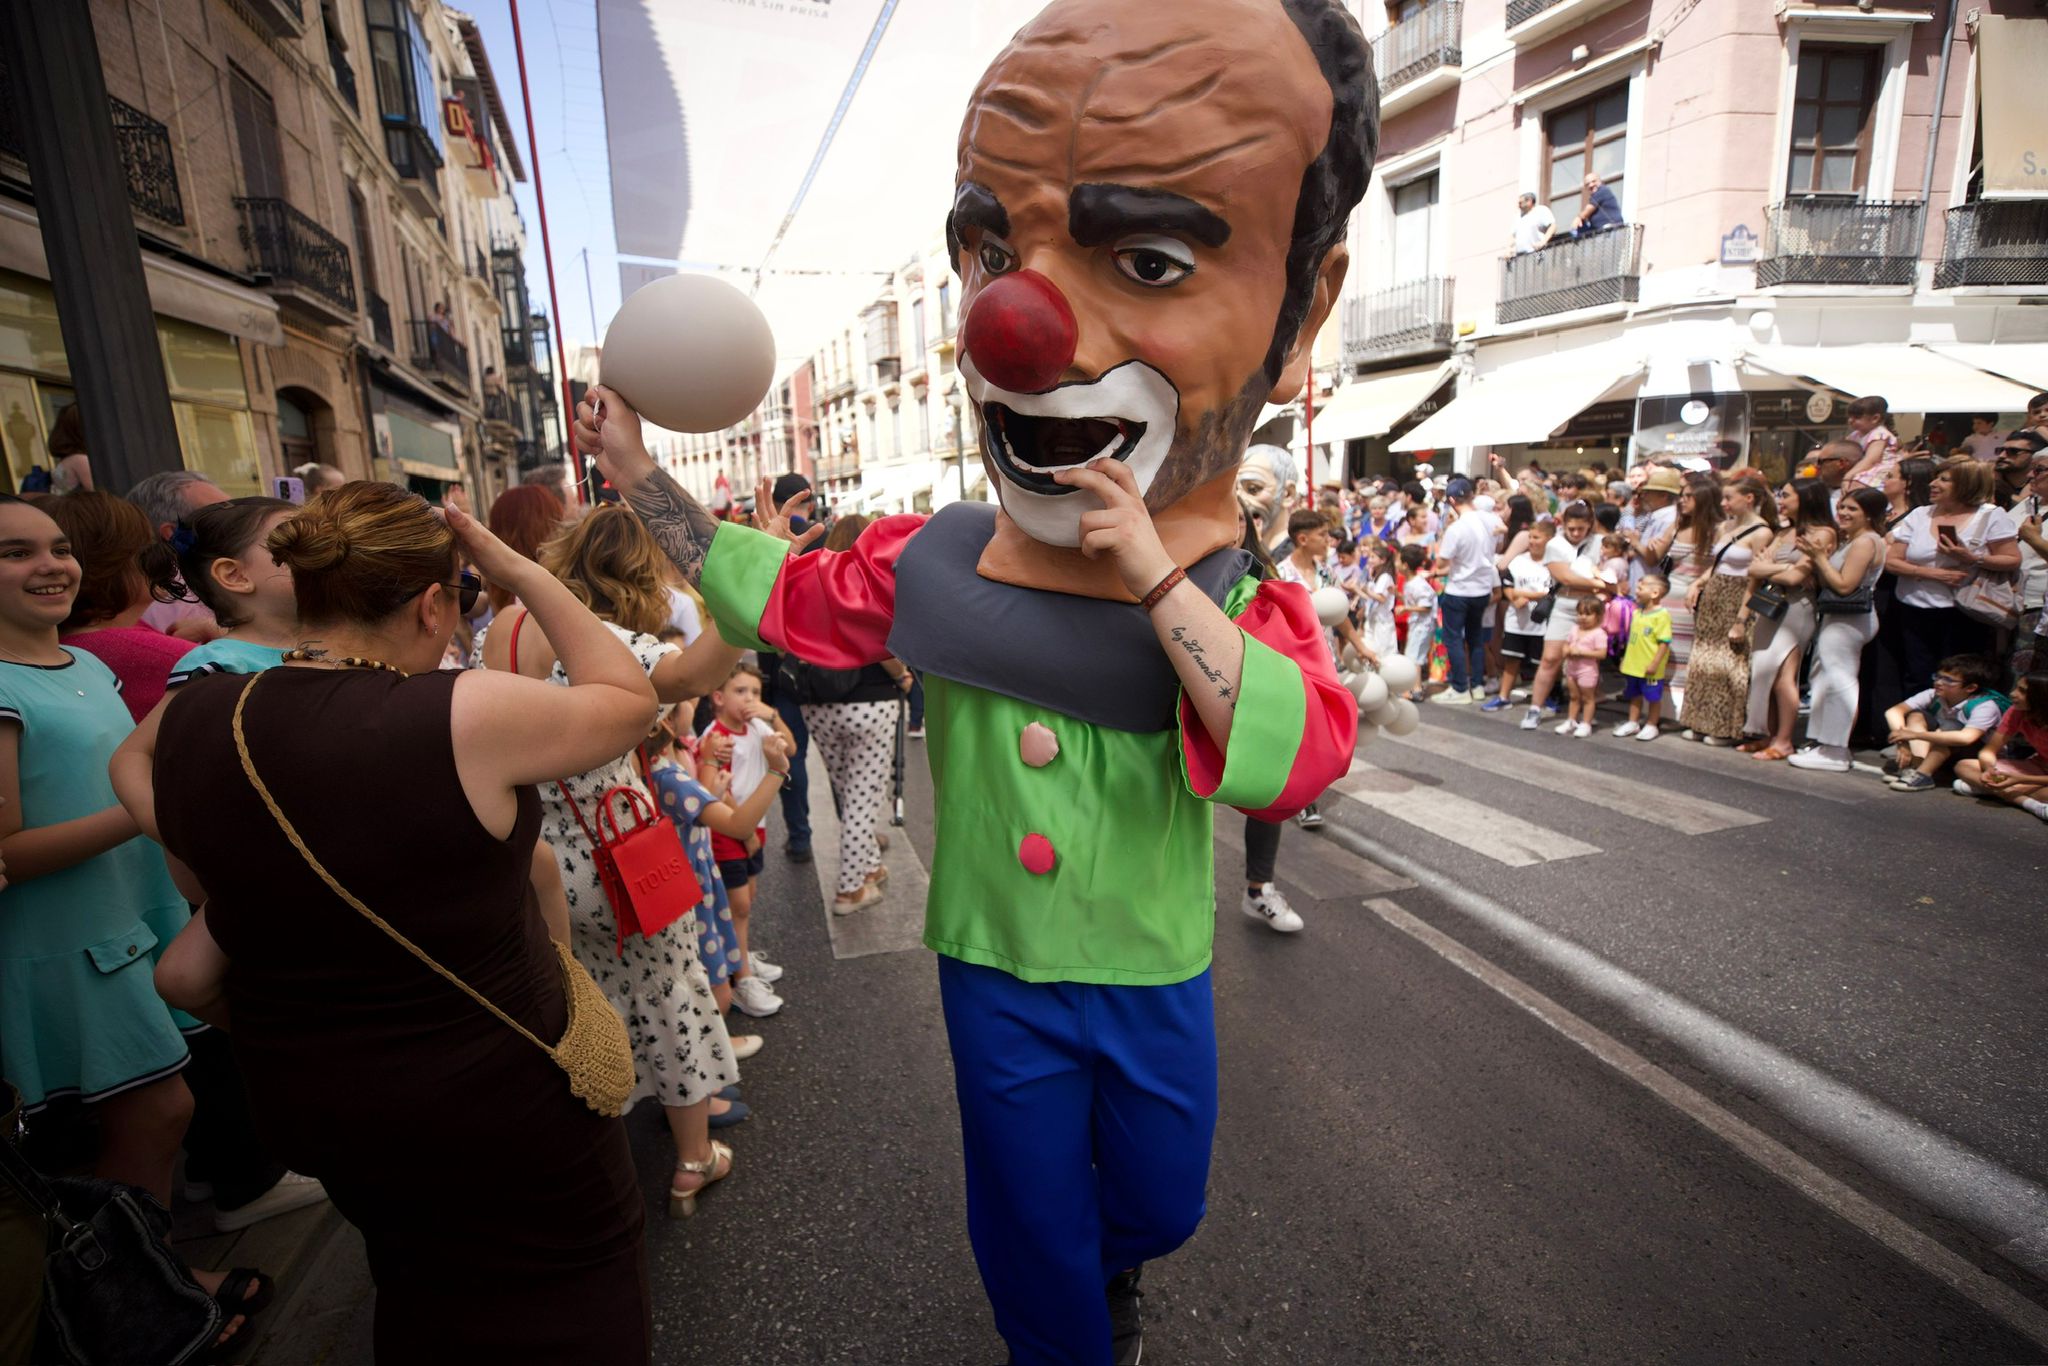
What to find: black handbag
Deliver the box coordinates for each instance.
[1816,583,1874,616]
[0,1121,222,1366]
[1528,588,1558,626]
[1745,581,1789,621]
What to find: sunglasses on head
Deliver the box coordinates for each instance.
[427,568,482,614]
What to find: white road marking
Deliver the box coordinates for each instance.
[804,742,928,959]
[1364,895,2048,1351]
[1326,757,1601,867]
[1376,725,1767,836]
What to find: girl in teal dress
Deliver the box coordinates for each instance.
[144,497,300,688]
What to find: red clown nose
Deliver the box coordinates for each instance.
[960,270,1078,395]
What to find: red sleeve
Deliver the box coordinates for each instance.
[757,514,925,666]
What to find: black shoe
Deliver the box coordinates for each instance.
[785,844,814,864]
[1107,1266,1144,1365]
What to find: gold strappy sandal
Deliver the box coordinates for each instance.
[669,1140,733,1218]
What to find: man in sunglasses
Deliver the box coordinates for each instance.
[1994,430,2047,511]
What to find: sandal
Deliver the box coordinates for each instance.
[1737,738,1769,753]
[865,864,889,888]
[669,1140,733,1218]
[211,1267,273,1317]
[875,831,890,853]
[1750,744,1793,762]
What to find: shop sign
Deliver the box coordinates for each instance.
[1720,225,1760,265]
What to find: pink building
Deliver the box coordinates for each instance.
[1310,0,2048,486]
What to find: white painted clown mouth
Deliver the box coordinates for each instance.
[960,353,1180,546]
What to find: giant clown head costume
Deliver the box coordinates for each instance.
[950,0,1377,576]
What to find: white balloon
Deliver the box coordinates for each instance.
[600,274,777,434]
[1311,586,1349,628]
[1366,699,1401,728]
[1384,698,1422,736]
[1376,655,1420,695]
[1355,672,1389,712]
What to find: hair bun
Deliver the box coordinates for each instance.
[269,508,349,572]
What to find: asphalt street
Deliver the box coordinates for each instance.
[254,696,2048,1364]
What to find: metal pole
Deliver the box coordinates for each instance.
[506,0,585,504]
[1917,0,1963,215]
[1304,379,1316,501]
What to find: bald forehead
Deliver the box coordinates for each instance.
[959,0,1330,188]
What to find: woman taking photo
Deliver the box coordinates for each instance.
[1740,478,1836,761]
[1680,471,1777,745]
[476,502,756,1208]
[115,483,660,1364]
[1885,456,2021,692]
[1791,487,1890,772]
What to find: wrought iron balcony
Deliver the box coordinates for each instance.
[1373,1,1461,114]
[383,119,442,217]
[1759,198,1924,288]
[1344,277,1455,365]
[483,389,514,425]
[236,196,356,320]
[502,322,531,369]
[1934,200,2048,289]
[241,0,305,39]
[367,292,393,350]
[107,97,184,227]
[328,34,358,113]
[409,319,471,393]
[1505,0,1630,46]
[1497,224,1641,324]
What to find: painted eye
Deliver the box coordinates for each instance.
[977,233,1018,277]
[1112,235,1195,288]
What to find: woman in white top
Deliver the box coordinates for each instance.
[1518,502,1602,730]
[1679,471,1777,745]
[1741,478,1836,760]
[1884,456,2021,694]
[1790,487,1890,772]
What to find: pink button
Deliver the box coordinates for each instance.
[1018,833,1056,876]
[1019,722,1060,768]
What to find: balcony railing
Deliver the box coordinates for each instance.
[502,322,531,369]
[1344,277,1455,365]
[408,319,470,392]
[1374,0,1461,96]
[1759,198,1923,288]
[1506,0,1564,23]
[383,119,442,212]
[1934,200,2048,289]
[483,389,514,424]
[1497,224,1641,324]
[367,292,393,349]
[236,196,356,313]
[1505,0,1630,45]
[328,34,358,113]
[109,98,184,226]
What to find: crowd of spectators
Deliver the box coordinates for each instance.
[0,452,908,1362]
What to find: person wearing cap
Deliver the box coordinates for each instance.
[1431,478,1498,704]
[1620,465,1683,593]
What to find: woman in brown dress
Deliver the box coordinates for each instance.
[1679,471,1777,745]
[109,483,661,1365]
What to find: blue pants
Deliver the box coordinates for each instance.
[938,957,1217,1366]
[770,686,812,851]
[1438,592,1491,693]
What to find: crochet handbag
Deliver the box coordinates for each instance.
[232,677,635,1118]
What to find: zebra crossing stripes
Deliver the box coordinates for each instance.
[1326,758,1602,868]
[1372,726,1768,837]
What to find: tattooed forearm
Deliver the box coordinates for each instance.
[621,467,725,585]
[1169,625,1236,704]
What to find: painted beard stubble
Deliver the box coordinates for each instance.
[1136,366,1275,514]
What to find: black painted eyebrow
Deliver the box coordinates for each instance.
[1068,184,1231,249]
[948,181,1012,247]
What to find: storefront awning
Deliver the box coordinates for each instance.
[1740,344,2036,413]
[1310,362,1454,447]
[1390,347,1644,453]
[1920,343,2048,395]
[1976,14,2048,199]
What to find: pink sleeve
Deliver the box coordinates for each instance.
[756,514,924,667]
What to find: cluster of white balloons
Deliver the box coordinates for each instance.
[1310,586,1419,744]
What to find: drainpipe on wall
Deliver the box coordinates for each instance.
[1917,0,1963,220]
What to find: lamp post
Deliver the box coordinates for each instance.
[947,376,968,501]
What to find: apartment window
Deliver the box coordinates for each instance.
[917,395,929,451]
[912,297,926,358]
[1388,0,1424,20]
[229,65,285,199]
[1543,84,1627,222]
[1787,44,1880,196]
[1389,173,1438,281]
[348,186,378,294]
[938,281,953,331]
[365,0,444,173]
[891,402,902,458]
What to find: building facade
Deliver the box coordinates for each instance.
[1309,0,2047,487]
[0,0,559,504]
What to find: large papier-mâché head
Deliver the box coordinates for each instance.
[949,0,1377,548]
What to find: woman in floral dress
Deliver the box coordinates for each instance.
[475,505,749,1217]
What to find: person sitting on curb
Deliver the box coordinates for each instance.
[1882,654,2005,792]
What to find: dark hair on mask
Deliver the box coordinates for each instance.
[1267,1,1379,384]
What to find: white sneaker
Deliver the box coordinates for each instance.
[1520,709,1541,731]
[1430,689,1471,705]
[1240,883,1303,933]
[1554,718,1577,735]
[1635,725,1660,742]
[1612,721,1641,739]
[1573,722,1592,738]
[1295,804,1324,829]
[747,951,784,984]
[1952,778,1976,796]
[731,974,785,1018]
[730,1033,764,1060]
[1471,687,1490,703]
[1509,688,1530,702]
[1786,749,1848,772]
[212,1171,329,1233]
